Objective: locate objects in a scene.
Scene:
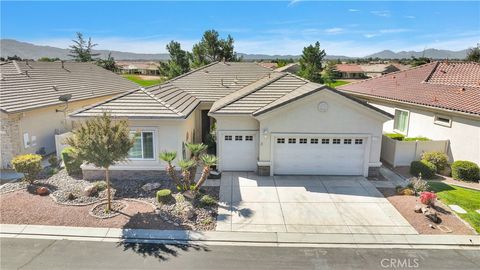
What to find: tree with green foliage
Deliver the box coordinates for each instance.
[97,52,117,72]
[178,159,196,189]
[410,56,431,67]
[159,151,181,186]
[321,61,338,86]
[194,154,218,190]
[191,29,240,68]
[66,113,134,211]
[298,41,326,83]
[186,143,208,181]
[466,46,480,62]
[38,57,61,62]
[68,32,100,62]
[159,41,190,79]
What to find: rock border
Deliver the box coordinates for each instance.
[89,200,128,219]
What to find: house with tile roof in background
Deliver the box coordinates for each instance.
[338,61,480,165]
[0,60,139,169]
[71,61,392,180]
[335,63,402,79]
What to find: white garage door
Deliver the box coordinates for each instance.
[273,136,366,175]
[220,132,258,171]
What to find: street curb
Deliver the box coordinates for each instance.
[1,224,479,249]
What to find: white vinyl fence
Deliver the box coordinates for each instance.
[381,135,449,167]
[54,132,72,159]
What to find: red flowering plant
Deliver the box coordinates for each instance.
[420,191,437,206]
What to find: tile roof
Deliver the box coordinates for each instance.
[338,61,480,116]
[0,61,139,113]
[335,64,364,73]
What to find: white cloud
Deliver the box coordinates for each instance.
[370,10,391,17]
[379,28,411,34]
[405,15,416,19]
[348,9,360,12]
[363,34,379,38]
[288,0,302,7]
[325,28,344,34]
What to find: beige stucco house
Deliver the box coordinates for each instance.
[71,62,392,180]
[339,61,480,165]
[0,60,139,168]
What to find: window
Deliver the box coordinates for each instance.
[311,138,319,144]
[394,109,409,134]
[235,135,243,141]
[245,135,253,141]
[288,138,296,144]
[333,138,341,144]
[322,138,330,144]
[344,139,352,144]
[129,131,154,160]
[23,133,30,148]
[355,139,363,145]
[434,115,452,127]
[277,138,285,144]
[225,135,232,141]
[299,138,307,144]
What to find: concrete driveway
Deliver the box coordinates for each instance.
[216,172,416,235]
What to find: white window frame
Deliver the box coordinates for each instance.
[23,133,30,148]
[393,108,410,135]
[128,130,156,161]
[434,115,452,128]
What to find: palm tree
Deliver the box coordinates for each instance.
[194,154,218,190]
[186,143,208,180]
[159,151,180,186]
[178,159,196,190]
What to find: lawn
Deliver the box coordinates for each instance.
[123,74,163,87]
[428,181,480,233]
[327,80,350,88]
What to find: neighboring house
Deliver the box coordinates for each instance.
[0,60,139,168]
[334,64,400,79]
[338,61,480,165]
[71,62,392,179]
[274,63,300,73]
[258,62,278,69]
[116,61,160,75]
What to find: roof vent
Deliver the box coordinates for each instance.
[0,73,4,81]
[233,76,239,84]
[204,70,209,73]
[440,70,447,74]
[52,85,58,91]
[457,87,466,93]
[61,61,65,69]
[25,70,29,77]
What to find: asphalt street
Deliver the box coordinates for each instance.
[1,237,479,270]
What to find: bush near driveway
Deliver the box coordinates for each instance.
[385,133,430,141]
[451,161,479,182]
[410,160,437,179]
[422,151,449,172]
[11,154,42,183]
[428,181,480,233]
[61,147,83,175]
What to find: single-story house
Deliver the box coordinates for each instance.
[0,60,139,168]
[338,61,480,165]
[71,62,392,179]
[335,64,400,79]
[116,61,160,76]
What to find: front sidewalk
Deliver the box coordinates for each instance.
[1,224,479,249]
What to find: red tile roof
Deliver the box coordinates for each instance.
[335,64,364,73]
[338,62,480,116]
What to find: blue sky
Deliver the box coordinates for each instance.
[1,1,479,57]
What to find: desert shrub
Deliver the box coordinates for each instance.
[408,176,429,193]
[451,161,480,182]
[156,189,173,204]
[419,191,437,206]
[397,187,415,196]
[11,154,42,183]
[422,151,448,172]
[174,193,185,203]
[404,136,430,141]
[93,181,107,191]
[410,160,436,179]
[45,167,59,176]
[200,195,217,206]
[61,147,83,175]
[385,133,405,141]
[48,155,59,167]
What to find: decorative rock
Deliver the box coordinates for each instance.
[429,224,435,229]
[414,204,422,213]
[424,208,440,223]
[184,205,195,219]
[36,187,50,196]
[155,209,161,214]
[142,182,161,192]
[173,222,179,226]
[67,192,76,200]
[83,185,98,197]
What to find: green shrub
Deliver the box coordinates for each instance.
[422,151,448,171]
[385,133,405,141]
[410,160,436,179]
[45,167,59,176]
[61,147,83,175]
[93,181,107,191]
[156,189,173,204]
[404,136,430,141]
[451,161,479,182]
[11,154,42,183]
[409,176,429,193]
[200,195,217,206]
[48,155,59,167]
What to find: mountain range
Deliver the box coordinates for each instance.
[0,39,469,61]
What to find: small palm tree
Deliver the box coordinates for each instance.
[159,151,180,186]
[178,159,196,190]
[194,154,218,190]
[186,143,208,180]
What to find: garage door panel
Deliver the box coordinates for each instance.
[220,132,258,171]
[273,136,366,175]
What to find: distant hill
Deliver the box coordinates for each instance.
[366,49,468,59]
[0,39,469,61]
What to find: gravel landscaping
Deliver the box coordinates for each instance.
[90,201,127,219]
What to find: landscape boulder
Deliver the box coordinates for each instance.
[422,207,440,223]
[83,185,98,197]
[36,187,50,196]
[142,182,161,192]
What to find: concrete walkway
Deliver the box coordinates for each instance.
[217,172,416,234]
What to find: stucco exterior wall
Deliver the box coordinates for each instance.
[212,115,260,131]
[370,101,480,165]
[256,91,386,169]
[1,95,117,169]
[0,112,21,168]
